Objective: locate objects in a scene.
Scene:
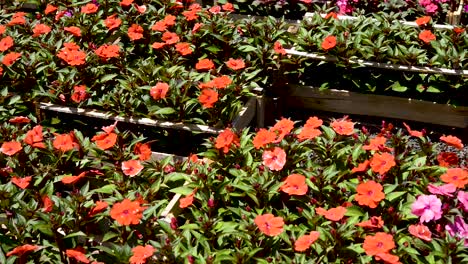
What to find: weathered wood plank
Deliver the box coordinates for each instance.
[286,85,468,128]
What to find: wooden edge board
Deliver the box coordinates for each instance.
[232,97,257,131]
[305,12,456,30]
[286,85,468,128]
[285,49,468,76]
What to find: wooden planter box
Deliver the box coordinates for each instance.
[37,96,260,135]
[285,84,468,128]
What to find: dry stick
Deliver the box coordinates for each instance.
[285,49,468,76]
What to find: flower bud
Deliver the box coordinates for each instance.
[208,198,215,208]
[170,217,178,230]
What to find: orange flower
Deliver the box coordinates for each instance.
[363,232,395,256]
[408,224,432,241]
[195,58,215,71]
[355,180,385,208]
[88,201,108,217]
[120,0,134,6]
[415,16,431,26]
[2,52,21,66]
[198,89,218,108]
[440,135,463,149]
[0,66,3,76]
[331,119,354,135]
[370,152,396,174]
[262,147,287,171]
[304,116,323,128]
[274,41,286,55]
[95,44,120,59]
[375,253,401,264]
[297,127,321,141]
[57,44,86,66]
[351,160,370,173]
[183,10,199,21]
[32,24,51,37]
[419,30,436,44]
[437,152,458,168]
[134,142,151,161]
[356,216,384,229]
[129,245,155,264]
[1,141,22,156]
[71,85,88,103]
[151,42,166,49]
[179,190,196,208]
[128,24,144,41]
[152,21,167,32]
[325,12,338,19]
[175,42,192,55]
[11,176,32,189]
[362,136,392,152]
[192,22,203,33]
[222,2,235,12]
[295,231,320,252]
[92,132,117,150]
[110,198,147,225]
[64,26,82,37]
[254,214,284,236]
[150,82,169,100]
[315,206,346,221]
[212,75,232,89]
[279,174,308,195]
[42,195,54,212]
[403,122,423,137]
[62,172,86,184]
[122,160,144,177]
[104,14,121,30]
[215,128,239,154]
[225,58,245,70]
[24,125,45,148]
[0,36,14,52]
[271,118,294,142]
[53,133,75,152]
[163,14,176,26]
[66,247,90,263]
[454,27,465,34]
[440,168,468,188]
[321,35,337,50]
[6,244,39,257]
[44,4,57,15]
[81,3,99,14]
[0,25,5,35]
[8,12,26,26]
[253,128,276,149]
[162,31,179,44]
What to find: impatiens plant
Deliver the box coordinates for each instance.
[167,116,467,263]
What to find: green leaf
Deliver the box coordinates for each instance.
[170,186,193,195]
[93,184,116,194]
[155,107,176,115]
[165,172,191,182]
[385,191,406,202]
[238,45,258,52]
[64,231,87,239]
[100,74,118,83]
[344,206,364,217]
[391,81,408,92]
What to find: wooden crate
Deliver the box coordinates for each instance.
[286,85,468,128]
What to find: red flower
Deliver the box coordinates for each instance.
[81,3,98,14]
[419,30,436,44]
[122,160,144,177]
[57,43,86,66]
[152,21,167,32]
[415,16,431,26]
[120,0,134,6]
[0,36,14,52]
[437,152,458,167]
[351,160,370,173]
[134,142,152,161]
[32,24,51,37]
[195,58,215,71]
[42,195,54,212]
[454,27,465,34]
[279,174,308,195]
[262,147,287,171]
[325,12,338,19]
[152,42,166,49]
[11,176,32,189]
[363,232,395,256]
[331,119,354,135]
[0,25,5,35]
[198,89,218,108]
[129,245,155,264]
[44,4,58,15]
[1,141,22,156]
[179,190,196,208]
[212,75,232,89]
[6,244,39,257]
[164,14,176,26]
[110,199,147,225]
[71,85,88,103]
[61,172,86,184]
[183,10,199,21]
[403,122,423,137]
[253,128,276,149]
[24,125,45,148]
[150,82,169,100]
[104,14,121,30]
[363,136,392,152]
[297,127,321,141]
[225,58,245,70]
[271,118,294,142]
[273,41,286,55]
[440,168,468,188]
[10,116,30,124]
[175,42,192,55]
[127,24,144,41]
[315,206,346,221]
[375,253,400,264]
[64,26,81,37]
[95,44,120,59]
[66,247,90,263]
[370,152,396,174]
[355,180,385,208]
[53,133,75,152]
[294,231,320,252]
[222,2,235,12]
[304,116,323,128]
[254,214,284,236]
[408,224,432,241]
[8,12,26,26]
[92,132,117,150]
[215,128,240,154]
[88,201,108,217]
[2,52,21,66]
[321,35,337,50]
[162,31,180,44]
[440,135,463,149]
[356,216,384,229]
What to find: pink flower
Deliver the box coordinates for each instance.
[427,183,457,197]
[411,195,442,223]
[445,216,468,247]
[458,191,468,212]
[122,160,144,177]
[262,147,286,171]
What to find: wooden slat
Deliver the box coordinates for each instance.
[286,85,468,128]
[232,97,256,131]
